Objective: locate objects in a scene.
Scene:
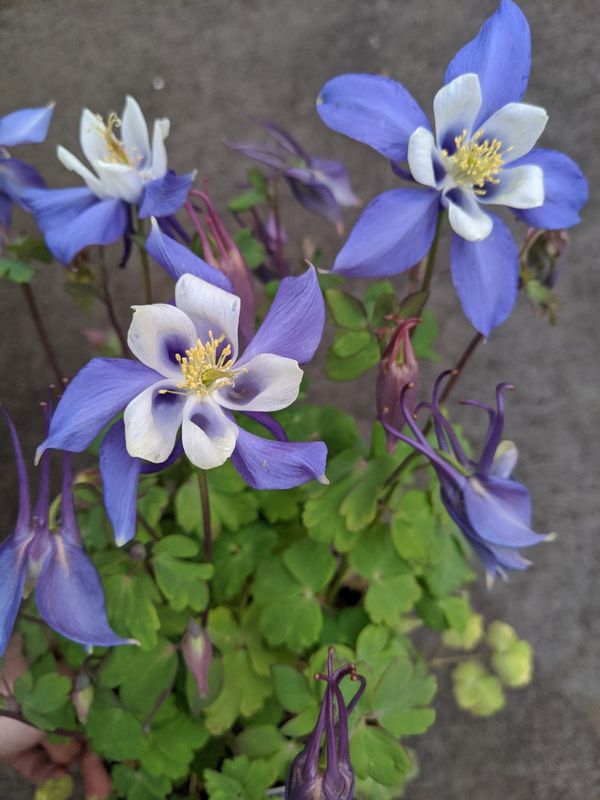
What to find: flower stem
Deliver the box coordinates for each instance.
[99,256,128,355]
[197,470,212,563]
[413,210,445,318]
[379,329,484,498]
[20,283,64,385]
[139,238,152,304]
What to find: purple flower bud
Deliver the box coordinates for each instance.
[182,619,212,698]
[187,189,256,343]
[285,648,366,800]
[376,318,420,451]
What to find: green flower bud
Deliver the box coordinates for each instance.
[492,640,533,688]
[486,620,518,652]
[442,613,484,651]
[34,775,74,800]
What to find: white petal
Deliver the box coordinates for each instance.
[93,161,143,202]
[481,102,548,163]
[181,396,238,470]
[175,274,240,360]
[407,127,441,188]
[149,118,170,179]
[478,164,544,209]
[121,95,151,170]
[57,145,105,197]
[433,73,482,148]
[79,108,108,166]
[124,380,185,463]
[128,303,198,377]
[216,353,303,412]
[445,188,493,242]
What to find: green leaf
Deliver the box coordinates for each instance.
[235,228,266,269]
[364,574,422,627]
[325,337,380,381]
[204,755,276,800]
[351,722,411,787]
[137,485,169,527]
[112,765,172,800]
[438,596,471,632]
[237,724,287,758]
[140,700,208,780]
[0,257,37,284]
[282,539,336,593]
[340,458,395,531]
[325,288,368,329]
[86,704,146,760]
[371,657,436,736]
[303,470,358,545]
[98,639,178,716]
[228,188,267,212]
[152,537,213,612]
[15,673,72,728]
[412,309,440,360]
[271,665,315,714]
[257,489,301,523]
[331,329,373,358]
[212,523,278,601]
[452,660,505,717]
[104,573,161,650]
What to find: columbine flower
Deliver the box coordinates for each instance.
[285,648,365,800]
[228,123,359,232]
[0,406,131,654]
[317,0,588,336]
[384,373,550,583]
[24,96,194,265]
[0,104,54,232]
[37,225,327,545]
[376,317,420,450]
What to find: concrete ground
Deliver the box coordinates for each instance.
[1,0,599,797]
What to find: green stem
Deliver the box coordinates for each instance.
[99,255,128,355]
[198,471,212,563]
[419,210,445,301]
[139,236,152,304]
[21,283,65,384]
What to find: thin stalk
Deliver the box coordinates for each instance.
[198,471,212,563]
[99,258,128,355]
[132,212,152,303]
[0,709,82,740]
[414,210,445,317]
[21,284,64,384]
[379,330,484,499]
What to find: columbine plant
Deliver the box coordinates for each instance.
[0,2,586,799]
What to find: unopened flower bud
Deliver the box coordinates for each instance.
[376,318,420,450]
[285,648,365,800]
[522,228,570,289]
[182,619,212,698]
[72,672,94,724]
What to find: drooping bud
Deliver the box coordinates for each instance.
[182,619,212,698]
[376,318,420,450]
[521,228,570,323]
[72,672,94,724]
[187,189,256,344]
[285,648,365,800]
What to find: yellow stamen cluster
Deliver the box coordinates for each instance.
[97,112,131,166]
[445,128,511,195]
[175,331,238,396]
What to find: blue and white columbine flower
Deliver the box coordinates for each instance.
[0,407,131,654]
[0,104,54,231]
[37,232,327,545]
[385,373,550,583]
[24,96,194,265]
[317,0,588,335]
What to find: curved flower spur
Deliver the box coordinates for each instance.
[36,223,328,546]
[24,95,194,265]
[384,372,551,583]
[0,405,131,654]
[285,648,366,800]
[317,0,588,335]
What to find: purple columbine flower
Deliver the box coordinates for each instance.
[36,223,327,545]
[228,123,359,232]
[317,0,588,336]
[23,96,195,265]
[0,104,54,232]
[0,406,132,655]
[385,372,550,583]
[285,648,366,800]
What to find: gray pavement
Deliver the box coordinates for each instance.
[1,0,599,797]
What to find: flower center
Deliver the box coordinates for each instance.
[175,331,241,396]
[444,128,511,195]
[97,112,132,166]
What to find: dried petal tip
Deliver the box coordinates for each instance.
[285,648,366,800]
[182,619,212,698]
